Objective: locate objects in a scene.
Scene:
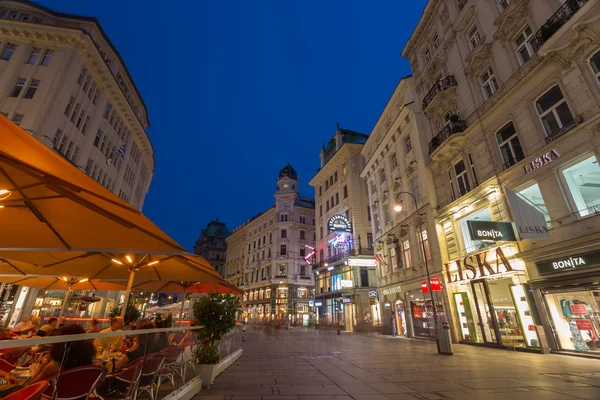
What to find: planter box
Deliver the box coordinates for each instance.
[197,347,243,388]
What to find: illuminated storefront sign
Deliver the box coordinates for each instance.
[369,289,378,298]
[524,149,560,174]
[467,221,517,242]
[445,245,521,283]
[329,232,351,248]
[382,285,402,296]
[347,258,377,267]
[536,250,600,275]
[340,280,353,288]
[304,244,315,264]
[328,214,352,233]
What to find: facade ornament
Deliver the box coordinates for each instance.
[493,0,528,41]
[464,41,491,76]
[546,51,572,69]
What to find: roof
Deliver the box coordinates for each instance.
[295,196,315,209]
[278,163,298,180]
[200,219,230,239]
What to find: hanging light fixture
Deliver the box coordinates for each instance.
[111,259,124,265]
[125,255,133,264]
[0,189,10,201]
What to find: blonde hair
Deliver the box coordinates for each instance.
[32,316,41,326]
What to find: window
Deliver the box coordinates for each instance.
[82,75,91,92]
[319,205,322,217]
[342,163,347,175]
[11,113,23,126]
[432,33,440,50]
[384,205,391,225]
[330,176,334,186]
[279,264,286,275]
[85,159,93,175]
[280,245,287,256]
[448,170,456,200]
[77,68,87,85]
[561,155,600,217]
[380,169,386,184]
[468,154,479,186]
[280,213,288,222]
[53,129,63,147]
[281,229,287,238]
[404,136,413,154]
[326,200,329,212]
[468,26,481,51]
[57,135,67,154]
[514,25,538,65]
[367,205,371,221]
[40,49,53,66]
[360,269,369,287]
[64,96,75,116]
[1,43,16,61]
[497,0,510,12]
[458,0,468,11]
[459,208,492,253]
[9,77,25,97]
[390,247,398,272]
[93,130,102,147]
[65,141,74,159]
[481,67,499,100]
[536,85,575,138]
[92,88,100,105]
[26,47,40,64]
[81,116,90,135]
[325,180,329,190]
[496,122,525,169]
[518,183,551,225]
[411,178,420,202]
[16,77,38,100]
[454,160,471,196]
[76,109,85,129]
[420,230,431,261]
[300,230,305,240]
[424,47,431,62]
[319,186,322,196]
[103,103,112,119]
[320,226,323,238]
[403,240,412,268]
[591,50,600,82]
[335,193,339,205]
[367,233,373,249]
[334,171,338,182]
[391,153,398,169]
[300,265,307,275]
[343,185,348,199]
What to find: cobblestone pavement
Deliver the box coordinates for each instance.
[194,325,600,400]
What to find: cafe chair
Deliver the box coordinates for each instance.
[3,380,49,400]
[155,347,183,393]
[136,354,164,400]
[41,366,107,400]
[0,357,16,372]
[95,362,143,400]
[2,347,29,366]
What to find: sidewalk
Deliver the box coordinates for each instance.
[194,326,600,400]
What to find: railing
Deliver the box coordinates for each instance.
[535,0,588,47]
[428,120,467,154]
[545,115,583,143]
[421,75,457,111]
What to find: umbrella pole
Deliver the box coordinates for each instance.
[179,288,187,327]
[59,289,71,318]
[121,270,136,320]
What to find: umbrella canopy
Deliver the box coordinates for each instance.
[0,116,185,254]
[0,276,126,291]
[0,257,65,278]
[133,280,242,295]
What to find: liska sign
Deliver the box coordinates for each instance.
[524,149,560,174]
[445,246,516,283]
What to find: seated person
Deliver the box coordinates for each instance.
[30,325,96,384]
[36,317,58,337]
[0,370,20,397]
[153,320,170,352]
[113,321,155,371]
[94,317,124,353]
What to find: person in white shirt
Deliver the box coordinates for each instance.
[13,315,33,333]
[93,317,124,352]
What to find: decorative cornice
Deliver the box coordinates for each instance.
[454,5,476,34]
[493,0,529,41]
[402,0,443,57]
[465,42,492,76]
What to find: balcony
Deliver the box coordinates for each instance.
[535,0,588,47]
[421,75,457,112]
[428,120,467,155]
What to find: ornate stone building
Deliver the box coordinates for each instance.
[402,0,600,354]
[224,165,316,324]
[194,219,230,277]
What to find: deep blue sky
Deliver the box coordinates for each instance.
[40,0,426,250]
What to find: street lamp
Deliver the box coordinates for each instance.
[394,191,442,354]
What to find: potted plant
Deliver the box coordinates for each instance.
[109,302,141,325]
[193,292,241,387]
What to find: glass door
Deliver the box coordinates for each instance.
[471,280,497,344]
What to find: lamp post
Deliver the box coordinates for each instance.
[393,191,441,354]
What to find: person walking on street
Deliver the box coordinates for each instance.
[391,311,396,337]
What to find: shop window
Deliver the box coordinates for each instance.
[404,136,413,154]
[535,85,575,139]
[590,50,600,83]
[403,240,412,268]
[514,25,538,66]
[560,155,600,217]
[496,122,525,169]
[459,208,492,254]
[518,183,551,225]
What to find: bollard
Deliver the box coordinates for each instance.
[437,320,453,355]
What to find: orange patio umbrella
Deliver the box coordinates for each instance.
[0,115,185,254]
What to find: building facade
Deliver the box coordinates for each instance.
[361,77,445,338]
[0,0,153,210]
[403,0,600,354]
[224,165,316,325]
[193,219,230,277]
[310,127,378,332]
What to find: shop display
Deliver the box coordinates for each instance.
[510,284,540,347]
[454,293,477,342]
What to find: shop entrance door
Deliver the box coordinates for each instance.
[471,280,499,345]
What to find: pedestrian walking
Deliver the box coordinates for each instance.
[391,312,396,337]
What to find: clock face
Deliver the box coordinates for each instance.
[283,184,289,189]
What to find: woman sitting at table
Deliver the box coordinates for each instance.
[36,317,58,337]
[30,325,96,383]
[113,321,156,370]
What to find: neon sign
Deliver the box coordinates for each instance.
[304,244,315,264]
[329,232,351,248]
[328,214,352,233]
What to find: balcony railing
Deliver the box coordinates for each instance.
[428,120,467,154]
[535,0,588,47]
[421,75,457,111]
